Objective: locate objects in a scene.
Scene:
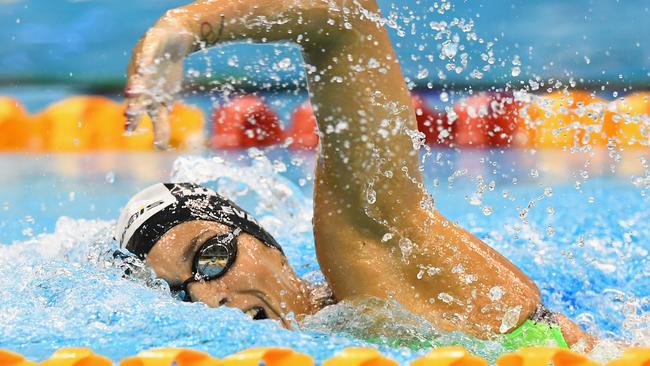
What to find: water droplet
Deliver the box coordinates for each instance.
[546,225,555,237]
[366,187,376,204]
[381,233,393,242]
[105,172,115,184]
[272,160,287,173]
[398,237,415,260]
[438,292,453,303]
[500,305,523,333]
[489,286,504,301]
[277,58,292,70]
[511,66,521,77]
[441,41,458,59]
[227,56,239,67]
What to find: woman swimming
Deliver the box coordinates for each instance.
[120,0,594,349]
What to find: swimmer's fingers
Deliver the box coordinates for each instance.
[124,31,185,146]
[124,95,148,132]
[147,60,184,149]
[148,104,172,150]
[125,71,176,134]
[124,72,152,131]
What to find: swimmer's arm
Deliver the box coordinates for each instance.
[297,3,545,337]
[124,0,336,147]
[125,0,545,339]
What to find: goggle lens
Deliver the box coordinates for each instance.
[197,241,231,278]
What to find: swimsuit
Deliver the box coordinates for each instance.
[366,304,568,351]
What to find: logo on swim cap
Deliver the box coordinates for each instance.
[115,183,177,249]
[121,200,166,243]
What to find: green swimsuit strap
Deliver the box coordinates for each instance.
[366,305,569,351]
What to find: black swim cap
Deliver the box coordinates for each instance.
[115,183,283,259]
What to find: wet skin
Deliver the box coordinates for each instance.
[146,220,319,327]
[126,0,595,347]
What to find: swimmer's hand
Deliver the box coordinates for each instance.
[124,25,192,149]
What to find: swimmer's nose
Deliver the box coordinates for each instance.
[218,297,229,306]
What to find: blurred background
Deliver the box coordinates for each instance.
[0,0,648,152]
[1,0,649,93]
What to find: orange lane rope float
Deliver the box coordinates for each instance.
[604,92,650,147]
[120,348,221,366]
[0,97,43,151]
[39,348,112,366]
[411,346,488,366]
[0,349,37,366]
[0,97,205,151]
[2,346,649,366]
[521,91,609,148]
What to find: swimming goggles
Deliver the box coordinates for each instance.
[172,227,243,302]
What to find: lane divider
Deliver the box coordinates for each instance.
[121,348,220,366]
[0,92,648,151]
[1,346,649,366]
[0,349,37,366]
[411,346,487,366]
[496,347,598,366]
[40,348,112,366]
[0,97,205,151]
[606,348,650,366]
[322,348,397,366]
[222,347,313,366]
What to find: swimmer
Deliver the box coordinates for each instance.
[121,0,594,349]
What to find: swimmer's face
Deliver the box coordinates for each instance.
[146,220,314,327]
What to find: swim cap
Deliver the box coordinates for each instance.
[115,183,283,259]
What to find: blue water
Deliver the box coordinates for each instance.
[0,148,648,364]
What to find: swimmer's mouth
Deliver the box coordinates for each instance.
[245,306,268,320]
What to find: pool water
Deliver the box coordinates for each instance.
[0,148,649,364]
